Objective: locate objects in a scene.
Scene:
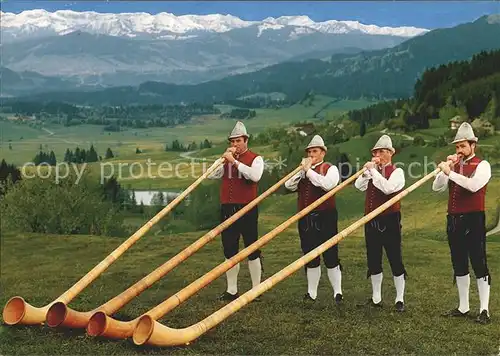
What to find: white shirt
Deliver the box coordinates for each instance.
[354,165,405,195]
[207,153,264,183]
[284,161,340,192]
[432,154,491,193]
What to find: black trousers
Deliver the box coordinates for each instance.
[298,209,340,269]
[364,212,406,278]
[447,212,490,281]
[220,204,260,261]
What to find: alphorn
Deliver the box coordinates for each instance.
[87,167,363,339]
[132,167,442,347]
[2,157,225,326]
[46,165,303,329]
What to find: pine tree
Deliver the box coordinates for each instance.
[338,153,351,181]
[49,151,57,166]
[482,93,499,129]
[33,151,42,165]
[151,192,165,207]
[105,147,114,159]
[0,159,22,196]
[158,192,165,205]
[87,145,99,162]
[64,148,72,162]
[75,147,81,163]
[81,149,87,163]
[130,190,137,209]
[360,121,366,137]
[156,192,165,213]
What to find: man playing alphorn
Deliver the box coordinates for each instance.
[284,135,343,304]
[208,121,265,301]
[354,134,407,312]
[432,122,492,324]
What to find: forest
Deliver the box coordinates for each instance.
[345,50,500,132]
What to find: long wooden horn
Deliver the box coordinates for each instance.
[133,167,441,347]
[47,165,303,329]
[2,157,225,326]
[88,167,364,340]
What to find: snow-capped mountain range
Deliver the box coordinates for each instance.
[1,10,430,91]
[1,9,428,42]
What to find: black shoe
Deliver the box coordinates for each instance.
[441,308,469,318]
[395,301,405,312]
[303,293,316,302]
[475,310,491,324]
[218,291,239,301]
[357,298,382,308]
[335,293,343,306]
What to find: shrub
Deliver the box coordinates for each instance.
[413,135,426,146]
[1,168,126,236]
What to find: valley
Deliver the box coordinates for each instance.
[1,6,499,355]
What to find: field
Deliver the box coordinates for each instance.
[1,98,372,190]
[1,176,499,355]
[0,97,371,165]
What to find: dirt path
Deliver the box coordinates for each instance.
[42,126,81,144]
[42,127,55,136]
[380,128,415,140]
[179,150,209,162]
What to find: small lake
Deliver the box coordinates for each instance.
[132,190,187,206]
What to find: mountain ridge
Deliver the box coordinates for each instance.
[1,26,410,87]
[1,9,429,43]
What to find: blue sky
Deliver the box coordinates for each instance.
[2,1,500,29]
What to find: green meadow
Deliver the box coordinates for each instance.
[1,96,499,355]
[1,176,499,355]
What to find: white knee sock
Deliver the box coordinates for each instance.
[327,265,342,296]
[248,258,262,288]
[477,277,490,316]
[226,261,240,295]
[306,266,321,300]
[456,274,470,313]
[394,274,405,304]
[371,272,383,304]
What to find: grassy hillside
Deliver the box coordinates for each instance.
[1,117,499,354]
[1,176,499,355]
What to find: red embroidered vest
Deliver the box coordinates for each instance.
[365,164,402,215]
[220,150,259,204]
[298,162,336,211]
[448,156,487,214]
